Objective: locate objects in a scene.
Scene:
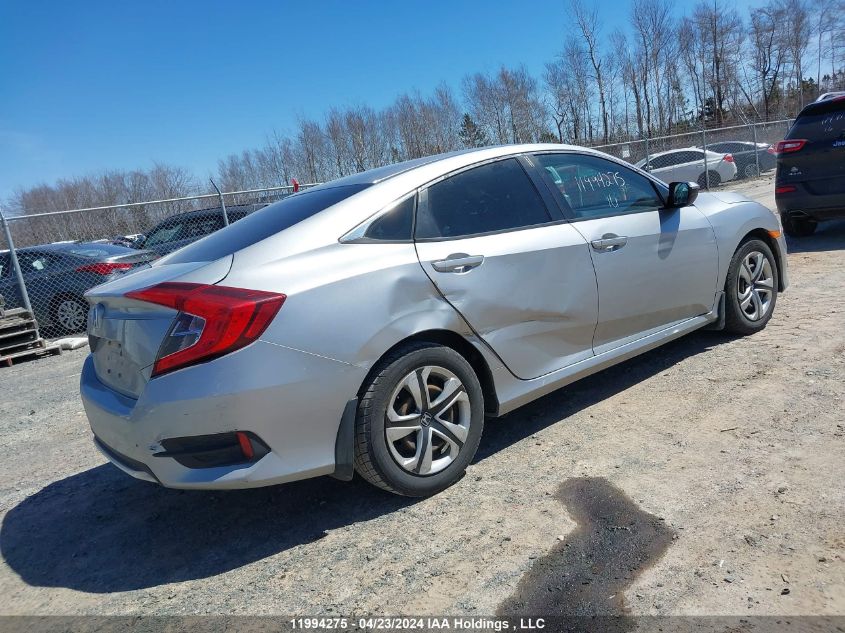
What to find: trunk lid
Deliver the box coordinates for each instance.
[84,255,232,398]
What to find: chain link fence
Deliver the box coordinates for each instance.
[0,118,795,344]
[0,184,316,342]
[589,119,793,187]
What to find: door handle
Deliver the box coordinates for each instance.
[431,253,484,273]
[590,235,628,252]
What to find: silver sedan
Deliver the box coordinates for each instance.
[80,144,788,497]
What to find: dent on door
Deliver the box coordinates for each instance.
[416,223,598,380]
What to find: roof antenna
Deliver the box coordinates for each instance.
[209,178,229,226]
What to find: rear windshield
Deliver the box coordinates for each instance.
[163,184,369,264]
[788,99,845,141]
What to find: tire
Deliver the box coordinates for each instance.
[52,295,88,334]
[697,171,721,188]
[781,213,817,237]
[742,163,760,179]
[724,239,779,335]
[354,341,484,497]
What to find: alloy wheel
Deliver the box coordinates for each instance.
[737,251,774,321]
[384,365,471,476]
[56,299,87,332]
[743,163,759,178]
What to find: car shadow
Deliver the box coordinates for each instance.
[476,330,727,460]
[785,219,845,253]
[1,331,731,594]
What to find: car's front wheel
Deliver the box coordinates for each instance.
[724,239,779,335]
[354,342,484,497]
[697,171,722,188]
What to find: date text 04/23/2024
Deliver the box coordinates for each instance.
[289,617,547,630]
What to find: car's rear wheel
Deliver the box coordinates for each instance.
[52,295,88,334]
[781,213,817,237]
[697,171,722,188]
[354,342,484,497]
[724,239,778,335]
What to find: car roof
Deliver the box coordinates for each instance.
[797,94,845,116]
[648,147,707,156]
[149,203,261,224]
[315,144,595,188]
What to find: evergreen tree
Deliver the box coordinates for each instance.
[458,113,489,148]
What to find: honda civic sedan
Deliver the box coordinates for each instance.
[80,144,788,497]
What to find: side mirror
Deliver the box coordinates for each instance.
[666,181,699,208]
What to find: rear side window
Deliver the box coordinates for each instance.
[363,196,415,241]
[164,184,369,263]
[789,100,845,141]
[416,159,551,239]
[0,254,9,278]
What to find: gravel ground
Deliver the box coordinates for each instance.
[1,175,843,619]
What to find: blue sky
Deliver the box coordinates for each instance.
[0,0,759,201]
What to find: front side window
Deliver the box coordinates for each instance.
[534,153,665,220]
[19,252,57,273]
[650,153,674,169]
[416,158,551,239]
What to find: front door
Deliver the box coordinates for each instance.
[531,152,720,354]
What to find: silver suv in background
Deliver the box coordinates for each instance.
[80,144,787,497]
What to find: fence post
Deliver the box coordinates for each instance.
[701,128,710,189]
[644,135,650,169]
[209,179,229,227]
[0,206,34,315]
[752,122,760,177]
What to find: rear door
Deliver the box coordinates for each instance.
[778,98,845,201]
[675,150,705,182]
[414,157,598,380]
[530,152,719,354]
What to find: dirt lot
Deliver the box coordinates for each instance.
[1,175,843,620]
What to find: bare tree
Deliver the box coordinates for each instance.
[779,0,812,107]
[570,0,609,142]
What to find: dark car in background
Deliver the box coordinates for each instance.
[135,204,265,255]
[775,95,845,236]
[0,242,157,334]
[699,141,776,179]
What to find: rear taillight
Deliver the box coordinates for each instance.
[775,185,797,195]
[774,139,807,154]
[76,262,133,275]
[125,282,286,377]
[723,153,734,163]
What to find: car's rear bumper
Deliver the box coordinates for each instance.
[776,190,845,222]
[80,340,364,489]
